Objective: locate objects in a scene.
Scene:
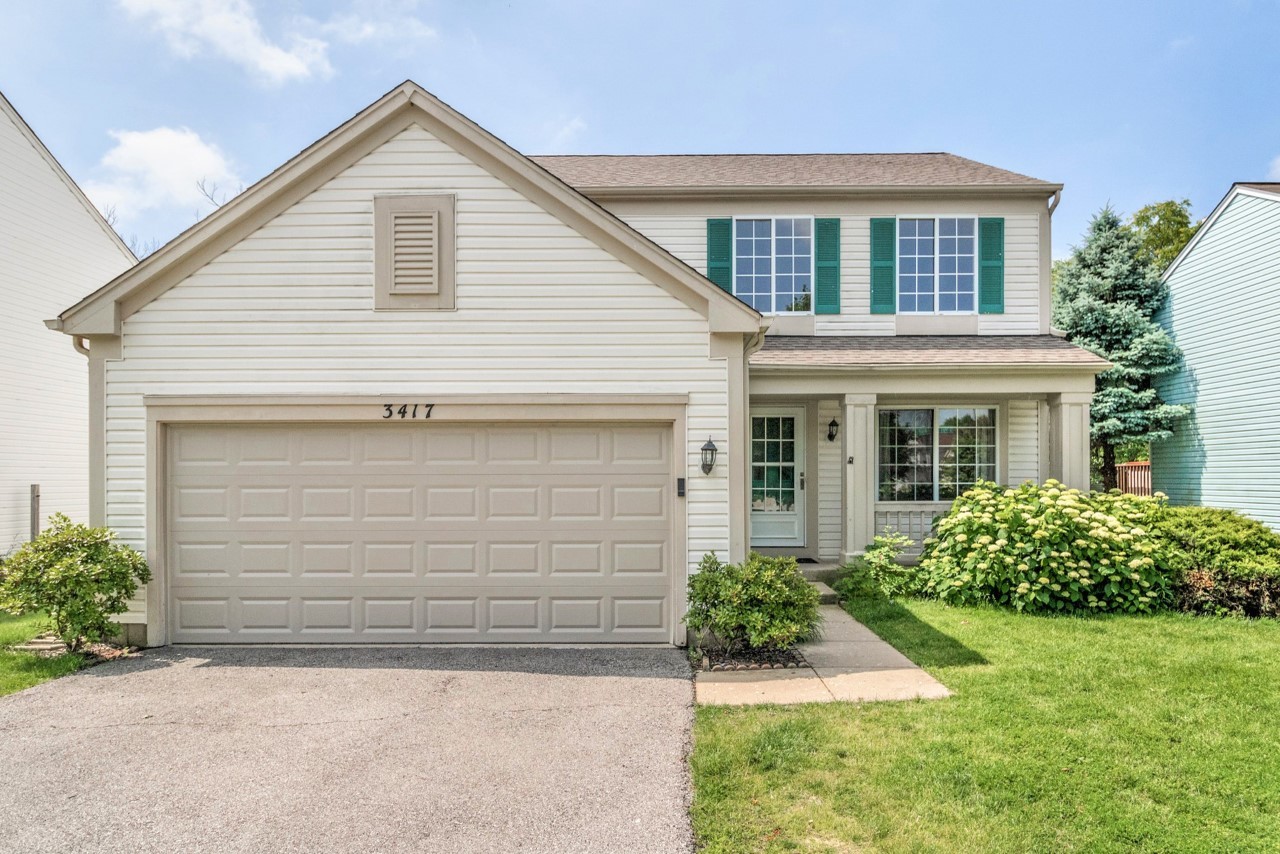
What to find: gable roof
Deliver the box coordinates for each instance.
[1161,182,1280,282]
[52,81,762,337]
[531,153,1059,195]
[0,90,135,264]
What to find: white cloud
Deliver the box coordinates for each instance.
[542,116,587,153]
[83,127,242,225]
[1167,36,1195,52]
[1268,155,1280,181]
[310,10,437,46]
[120,0,332,85]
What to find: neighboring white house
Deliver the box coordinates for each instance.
[1152,182,1280,530]
[0,91,135,552]
[51,82,1104,646]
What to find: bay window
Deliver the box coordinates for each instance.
[878,407,997,501]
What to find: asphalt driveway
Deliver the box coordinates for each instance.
[0,647,694,854]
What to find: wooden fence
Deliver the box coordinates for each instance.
[1117,460,1152,496]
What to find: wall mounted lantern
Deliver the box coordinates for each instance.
[700,437,718,474]
[827,418,840,442]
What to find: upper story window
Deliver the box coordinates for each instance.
[734,217,813,314]
[898,217,977,314]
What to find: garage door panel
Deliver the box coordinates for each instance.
[170,589,669,643]
[167,422,674,643]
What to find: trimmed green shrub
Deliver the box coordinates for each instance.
[1151,506,1280,618]
[833,530,917,600]
[684,552,821,652]
[918,480,1174,614]
[0,514,151,651]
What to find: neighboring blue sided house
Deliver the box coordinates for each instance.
[1152,182,1280,530]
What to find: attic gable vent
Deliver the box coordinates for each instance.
[374,193,455,310]
[391,211,438,294]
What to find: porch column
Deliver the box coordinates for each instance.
[842,394,877,562]
[1048,392,1092,491]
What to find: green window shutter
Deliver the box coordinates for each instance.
[813,218,841,314]
[870,217,896,314]
[978,217,1005,314]
[706,218,733,293]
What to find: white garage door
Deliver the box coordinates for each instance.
[166,422,674,643]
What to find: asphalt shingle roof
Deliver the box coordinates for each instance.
[750,335,1108,368]
[531,153,1056,190]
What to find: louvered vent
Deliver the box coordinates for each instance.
[391,211,438,294]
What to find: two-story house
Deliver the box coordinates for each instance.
[50,82,1104,647]
[1,90,136,550]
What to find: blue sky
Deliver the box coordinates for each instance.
[2,0,1277,257]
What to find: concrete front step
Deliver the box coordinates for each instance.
[800,564,842,585]
[810,580,838,605]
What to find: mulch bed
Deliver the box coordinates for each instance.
[699,645,807,672]
[12,632,138,663]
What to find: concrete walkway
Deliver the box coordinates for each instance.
[695,604,951,706]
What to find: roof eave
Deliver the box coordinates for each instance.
[748,361,1109,374]
[573,183,1064,201]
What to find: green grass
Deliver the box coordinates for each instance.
[692,597,1280,852]
[0,613,85,697]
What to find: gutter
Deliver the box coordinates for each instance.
[574,183,1065,202]
[747,361,1110,374]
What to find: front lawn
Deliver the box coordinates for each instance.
[0,612,85,697]
[693,597,1280,852]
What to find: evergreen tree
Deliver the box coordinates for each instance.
[1053,207,1190,489]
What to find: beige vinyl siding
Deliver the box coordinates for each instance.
[105,124,732,623]
[816,398,843,561]
[605,199,1047,335]
[0,102,133,550]
[1007,398,1042,485]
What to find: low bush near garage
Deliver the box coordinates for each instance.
[684,553,821,652]
[0,514,150,652]
[917,480,1174,614]
[1152,506,1280,618]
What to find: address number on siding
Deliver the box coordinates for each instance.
[381,404,435,420]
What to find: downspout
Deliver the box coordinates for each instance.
[72,336,90,357]
[1048,189,1062,217]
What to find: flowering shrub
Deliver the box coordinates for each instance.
[917,480,1173,614]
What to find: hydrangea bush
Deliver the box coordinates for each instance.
[917,480,1173,614]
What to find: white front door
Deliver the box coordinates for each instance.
[749,408,805,547]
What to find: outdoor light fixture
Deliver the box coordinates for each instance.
[827,418,840,442]
[700,437,718,474]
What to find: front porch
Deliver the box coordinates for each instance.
[742,335,1104,564]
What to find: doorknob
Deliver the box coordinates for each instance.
[799,473,805,490]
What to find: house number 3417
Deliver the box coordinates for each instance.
[382,404,435,419]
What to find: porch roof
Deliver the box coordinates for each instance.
[750,335,1108,370]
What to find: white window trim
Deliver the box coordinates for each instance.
[876,404,1001,502]
[895,214,980,317]
[731,215,816,316]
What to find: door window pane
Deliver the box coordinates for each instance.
[751,416,799,511]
